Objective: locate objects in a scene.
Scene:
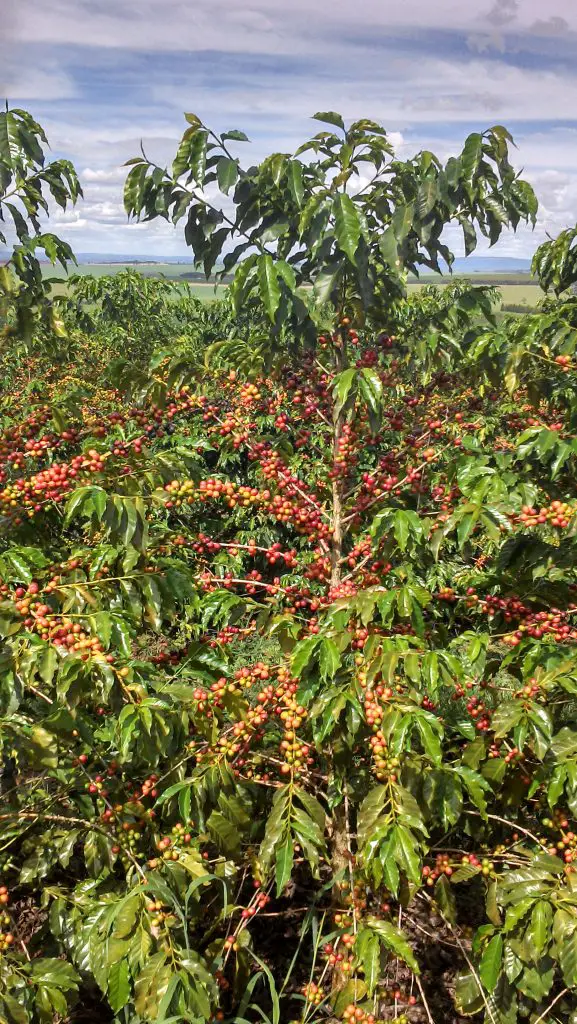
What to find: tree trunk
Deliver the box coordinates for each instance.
[330,465,343,590]
[329,329,351,991]
[330,336,346,591]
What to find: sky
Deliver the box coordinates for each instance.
[1,0,577,259]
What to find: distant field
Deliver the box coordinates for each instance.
[45,262,199,280]
[408,278,543,308]
[42,263,545,308]
[43,264,228,300]
[495,284,544,306]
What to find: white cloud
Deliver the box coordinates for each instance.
[529,16,570,35]
[15,114,577,258]
[81,167,128,184]
[0,64,76,101]
[7,0,577,52]
[3,0,577,256]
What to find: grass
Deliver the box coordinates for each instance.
[408,280,543,307]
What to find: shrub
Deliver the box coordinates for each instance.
[2,108,577,1024]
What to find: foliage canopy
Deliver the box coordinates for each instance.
[124,112,537,348]
[2,107,577,1024]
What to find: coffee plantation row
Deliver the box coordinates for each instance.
[1,105,577,1024]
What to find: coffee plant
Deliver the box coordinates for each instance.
[532,225,577,297]
[123,110,537,348]
[1,109,577,1024]
[0,105,82,343]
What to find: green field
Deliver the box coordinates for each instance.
[494,283,544,306]
[43,263,228,300]
[45,262,201,280]
[407,275,544,308]
[42,262,545,308]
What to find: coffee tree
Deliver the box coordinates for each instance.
[0,106,82,342]
[124,112,537,579]
[123,112,537,346]
[1,109,577,1024]
[532,225,577,297]
[468,223,577,412]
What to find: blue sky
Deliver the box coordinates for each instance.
[2,0,577,258]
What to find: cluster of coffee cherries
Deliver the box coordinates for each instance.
[190,534,298,569]
[423,852,494,885]
[513,678,542,701]
[207,623,257,648]
[435,586,577,647]
[240,882,270,919]
[200,675,245,711]
[191,663,313,780]
[355,666,407,778]
[301,982,324,1006]
[0,402,53,453]
[146,899,178,931]
[286,376,328,421]
[459,853,495,876]
[163,478,198,506]
[503,745,525,766]
[0,377,195,474]
[222,884,271,951]
[99,798,151,857]
[363,686,388,724]
[212,702,268,768]
[167,468,329,544]
[369,734,400,782]
[354,469,401,517]
[327,578,361,603]
[505,404,565,432]
[422,853,454,884]
[330,951,355,975]
[0,454,92,522]
[511,499,575,530]
[341,1005,376,1024]
[0,886,13,954]
[0,430,72,481]
[0,373,192,485]
[253,448,328,539]
[150,642,187,665]
[381,986,419,1015]
[72,763,160,856]
[239,382,262,405]
[323,926,356,969]
[463,694,492,733]
[340,317,361,347]
[2,579,115,664]
[493,602,577,646]
[147,825,200,869]
[255,668,311,775]
[555,354,573,371]
[196,568,275,598]
[331,423,358,481]
[541,810,577,864]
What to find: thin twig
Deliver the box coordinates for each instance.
[418,892,497,1024]
[533,987,569,1024]
[27,684,53,704]
[465,810,548,850]
[410,917,461,950]
[414,975,435,1024]
[344,790,357,935]
[341,444,452,524]
[454,932,497,1024]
